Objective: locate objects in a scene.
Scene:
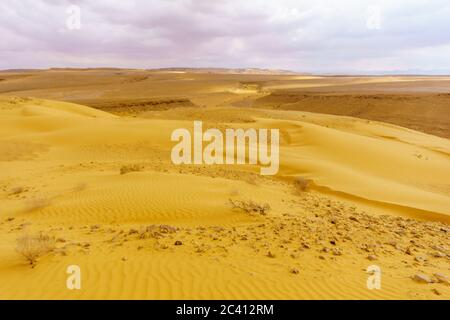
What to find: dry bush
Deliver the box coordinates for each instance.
[24,197,51,212]
[9,186,25,195]
[294,177,312,192]
[229,198,270,215]
[16,233,56,267]
[120,164,143,175]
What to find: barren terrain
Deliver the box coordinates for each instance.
[0,69,448,299]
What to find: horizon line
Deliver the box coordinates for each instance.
[2,67,450,77]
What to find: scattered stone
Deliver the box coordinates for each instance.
[121,256,128,261]
[174,240,183,246]
[267,251,276,258]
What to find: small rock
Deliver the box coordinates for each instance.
[301,242,311,249]
[160,224,177,234]
[267,251,276,258]
[174,240,183,246]
[121,256,128,261]
[414,255,427,263]
[367,254,378,261]
[128,228,138,235]
[431,288,441,296]
[412,273,432,284]
[431,251,446,258]
[432,245,447,252]
[289,267,300,275]
[332,248,342,256]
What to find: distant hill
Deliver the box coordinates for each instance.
[1,67,302,75]
[149,67,301,75]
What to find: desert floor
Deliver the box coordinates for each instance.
[0,69,449,299]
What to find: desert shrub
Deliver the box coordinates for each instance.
[120,164,143,175]
[9,186,25,195]
[229,198,270,215]
[16,233,56,267]
[294,177,312,192]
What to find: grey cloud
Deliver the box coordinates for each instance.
[0,0,449,73]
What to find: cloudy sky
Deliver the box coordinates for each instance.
[1,0,450,74]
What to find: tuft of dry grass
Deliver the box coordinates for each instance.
[16,233,56,267]
[120,164,143,175]
[229,198,270,215]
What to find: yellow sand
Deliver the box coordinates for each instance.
[0,96,449,299]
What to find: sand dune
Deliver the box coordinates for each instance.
[0,96,448,299]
